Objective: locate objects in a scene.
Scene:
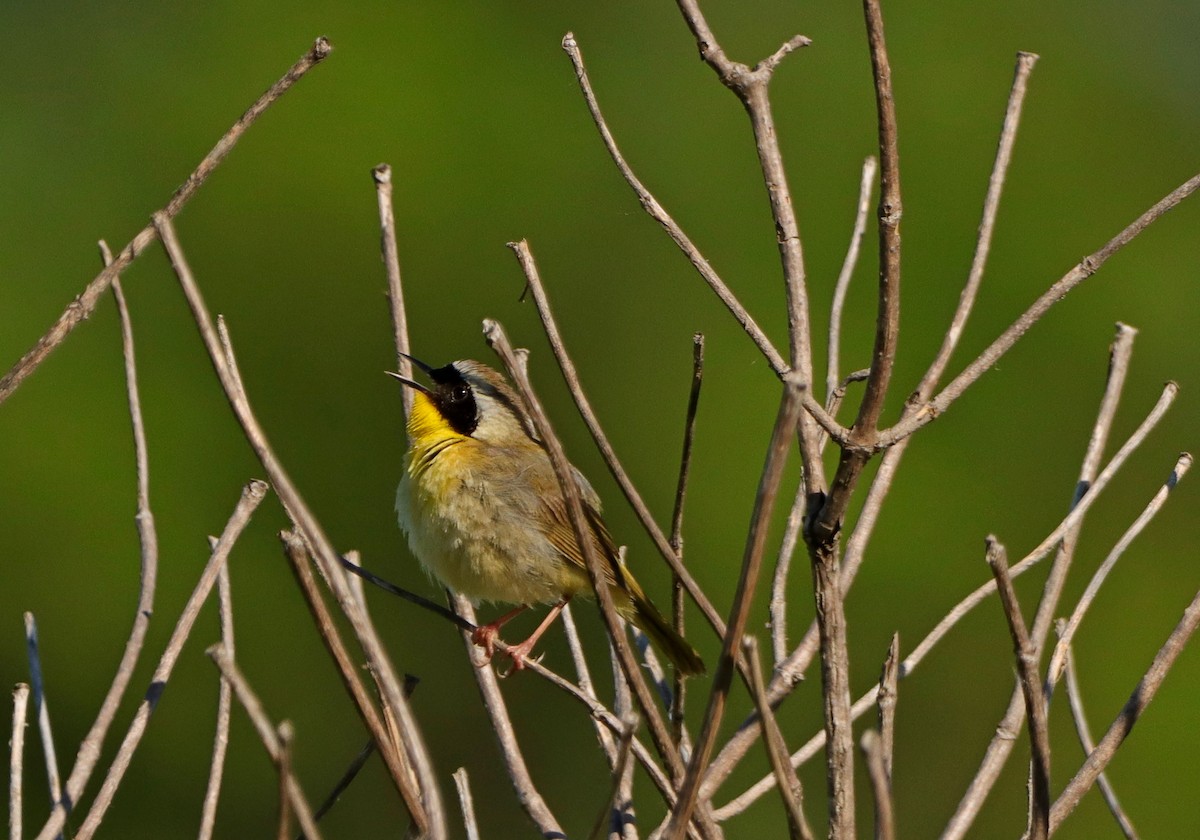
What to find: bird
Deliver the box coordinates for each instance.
[392,355,704,675]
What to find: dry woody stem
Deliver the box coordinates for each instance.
[0,37,332,407]
[985,538,1050,840]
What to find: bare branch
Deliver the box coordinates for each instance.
[22,614,62,829]
[882,172,1200,449]
[32,245,165,840]
[586,714,639,840]
[743,637,813,840]
[155,215,443,836]
[197,562,235,840]
[507,239,727,644]
[560,33,787,376]
[1047,452,1193,690]
[860,731,895,840]
[663,377,802,840]
[769,481,807,665]
[373,163,415,419]
[280,530,425,824]
[944,322,1137,839]
[1061,641,1140,839]
[482,321,690,791]
[671,333,705,742]
[918,52,1038,395]
[310,740,377,828]
[809,543,856,837]
[670,1,827,491]
[713,383,1177,816]
[0,37,332,406]
[452,768,481,840]
[206,646,323,840]
[66,481,268,840]
[11,684,30,840]
[451,596,565,838]
[810,0,903,546]
[985,538,1050,840]
[275,722,295,840]
[1050,581,1200,833]
[877,634,899,784]
[822,58,1041,673]
[561,603,619,764]
[827,156,878,402]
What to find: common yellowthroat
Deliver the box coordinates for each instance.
[392,357,704,675]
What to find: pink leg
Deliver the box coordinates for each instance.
[505,596,572,672]
[470,604,529,662]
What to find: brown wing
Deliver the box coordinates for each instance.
[542,483,628,595]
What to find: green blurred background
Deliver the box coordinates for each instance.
[2,1,1198,837]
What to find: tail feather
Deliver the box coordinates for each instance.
[627,590,706,676]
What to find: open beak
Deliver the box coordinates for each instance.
[397,352,436,375]
[388,352,437,394]
[385,370,431,394]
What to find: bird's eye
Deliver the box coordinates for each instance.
[452,385,470,402]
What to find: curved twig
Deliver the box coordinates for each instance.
[0,37,332,407]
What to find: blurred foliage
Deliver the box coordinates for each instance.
[1,1,1198,837]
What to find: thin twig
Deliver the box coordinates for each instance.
[33,250,162,840]
[561,603,619,764]
[670,333,705,741]
[451,596,565,839]
[22,614,62,830]
[482,322,686,783]
[1046,452,1193,690]
[373,163,415,419]
[670,2,828,487]
[663,377,803,840]
[943,322,1137,839]
[810,0,903,548]
[587,714,639,840]
[0,37,332,406]
[919,52,1038,394]
[807,541,856,838]
[860,731,895,840]
[561,33,786,375]
[776,59,1041,753]
[712,384,1177,816]
[985,538,1050,840]
[1061,641,1139,839]
[453,768,481,840]
[507,240,727,645]
[325,556,688,815]
[155,215,441,836]
[341,551,368,616]
[881,171,1200,450]
[280,530,424,825]
[197,561,235,840]
[11,684,30,840]
[1049,582,1200,834]
[877,634,899,784]
[743,637,812,840]
[66,481,268,840]
[206,646,323,840]
[827,156,878,403]
[276,722,295,840]
[509,243,797,792]
[338,558,472,631]
[768,480,807,666]
[606,651,641,840]
[308,740,377,831]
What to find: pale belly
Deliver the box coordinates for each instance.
[396,453,587,606]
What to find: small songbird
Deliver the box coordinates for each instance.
[392,356,704,675]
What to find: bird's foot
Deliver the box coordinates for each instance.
[470,623,501,662]
[496,639,543,678]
